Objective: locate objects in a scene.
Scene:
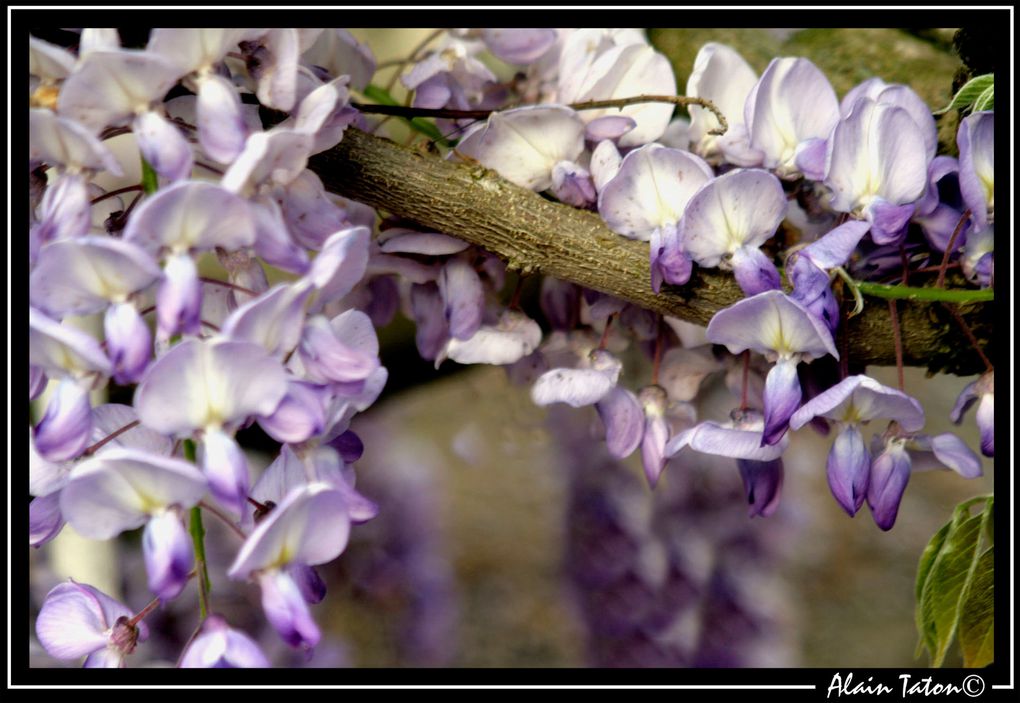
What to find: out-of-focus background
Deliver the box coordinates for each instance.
[29,28,994,669]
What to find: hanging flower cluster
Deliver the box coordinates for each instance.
[27,27,992,669]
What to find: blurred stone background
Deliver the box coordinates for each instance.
[30,28,994,670]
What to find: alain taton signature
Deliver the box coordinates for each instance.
[827,672,986,698]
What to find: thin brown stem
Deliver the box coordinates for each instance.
[91,184,143,205]
[508,273,526,311]
[598,313,616,351]
[935,209,971,288]
[197,276,259,297]
[740,350,751,411]
[354,94,729,136]
[82,420,140,456]
[888,299,905,391]
[198,500,247,540]
[127,594,166,628]
[194,161,225,176]
[381,28,445,93]
[942,303,994,372]
[651,318,665,385]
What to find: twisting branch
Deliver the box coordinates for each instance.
[307,127,994,376]
[353,94,729,135]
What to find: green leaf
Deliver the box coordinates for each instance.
[915,496,993,666]
[362,84,453,147]
[958,547,994,667]
[973,84,994,112]
[933,73,993,115]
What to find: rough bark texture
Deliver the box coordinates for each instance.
[309,128,994,376]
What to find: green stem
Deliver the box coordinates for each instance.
[183,439,210,619]
[854,281,994,303]
[140,157,159,195]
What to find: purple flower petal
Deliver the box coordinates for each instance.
[133,110,194,183]
[124,180,256,256]
[825,99,928,215]
[31,236,161,317]
[35,581,127,660]
[249,197,310,274]
[789,374,925,433]
[456,105,585,191]
[761,358,802,446]
[443,310,543,366]
[59,447,208,539]
[439,258,485,341]
[29,306,112,378]
[298,315,380,384]
[229,483,351,578]
[657,347,722,402]
[584,115,636,142]
[598,144,713,240]
[57,49,182,132]
[736,458,784,518]
[550,160,597,207]
[746,57,839,176]
[686,42,758,159]
[665,418,787,462]
[638,386,670,488]
[156,253,202,341]
[410,282,449,361]
[30,108,123,175]
[288,563,327,605]
[302,29,376,91]
[30,35,77,81]
[649,222,692,292]
[196,73,249,164]
[589,139,622,193]
[306,226,370,306]
[135,338,289,435]
[595,386,644,459]
[251,29,301,112]
[258,569,320,649]
[30,365,48,401]
[867,200,916,246]
[866,440,911,530]
[221,129,314,196]
[201,429,251,516]
[827,424,870,516]
[179,614,270,668]
[378,228,469,256]
[222,283,313,358]
[957,111,994,228]
[976,392,994,457]
[105,302,152,385]
[143,510,195,600]
[30,492,66,547]
[731,246,781,296]
[706,289,838,361]
[531,350,622,408]
[31,174,91,250]
[277,171,349,251]
[257,380,329,445]
[481,28,558,65]
[909,432,983,479]
[793,137,828,180]
[681,169,787,268]
[35,378,93,462]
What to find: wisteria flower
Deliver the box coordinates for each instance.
[789,375,924,517]
[685,42,760,165]
[178,615,270,668]
[957,110,994,229]
[707,290,838,445]
[228,482,352,650]
[680,168,787,295]
[951,370,994,457]
[35,580,150,668]
[824,97,929,243]
[134,338,289,514]
[745,57,839,178]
